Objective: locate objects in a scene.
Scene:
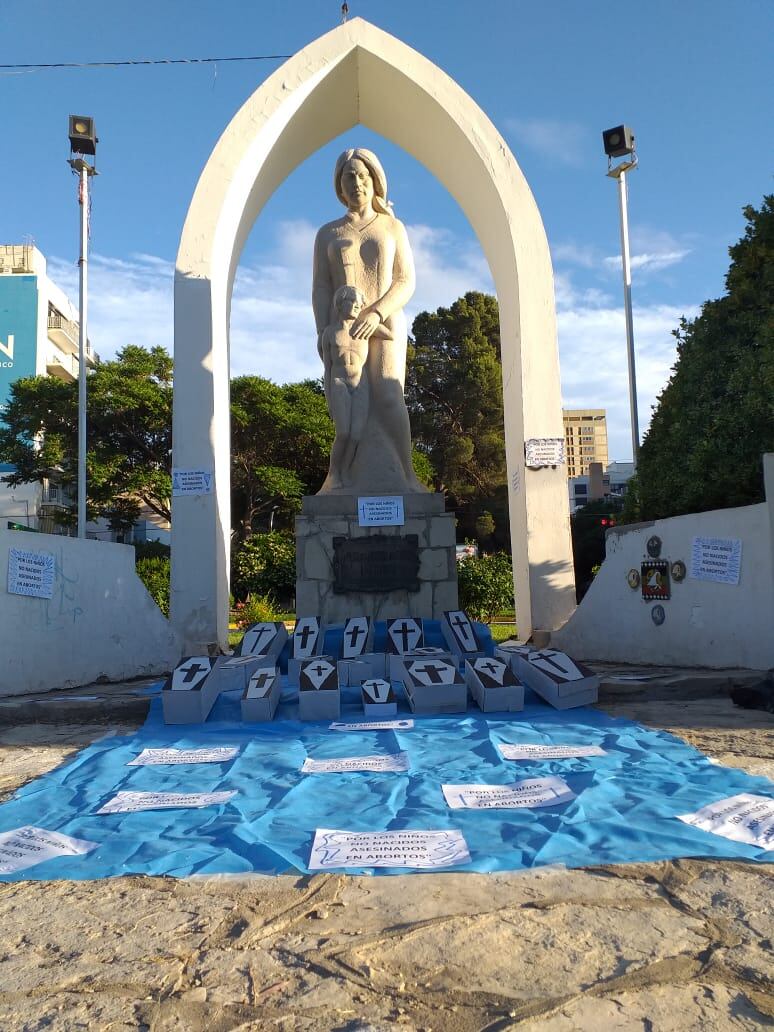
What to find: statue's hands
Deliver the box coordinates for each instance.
[350,309,382,340]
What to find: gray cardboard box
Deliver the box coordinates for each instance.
[465,657,524,713]
[389,646,449,680]
[288,616,324,686]
[517,649,599,710]
[235,621,288,662]
[209,654,267,694]
[337,658,375,687]
[341,616,374,658]
[494,643,534,674]
[240,665,281,722]
[298,656,340,721]
[401,656,468,714]
[361,678,398,717]
[441,609,485,659]
[161,657,218,724]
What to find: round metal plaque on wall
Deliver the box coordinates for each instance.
[646,535,662,558]
[627,568,640,589]
[651,604,666,626]
[671,560,687,582]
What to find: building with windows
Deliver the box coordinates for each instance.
[568,460,635,513]
[562,408,609,478]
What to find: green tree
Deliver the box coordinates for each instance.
[637,196,774,519]
[406,291,508,545]
[0,345,172,531]
[230,377,334,541]
[231,531,296,605]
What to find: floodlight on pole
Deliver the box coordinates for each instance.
[67,115,98,539]
[603,124,640,469]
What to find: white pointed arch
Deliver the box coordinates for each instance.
[171,17,575,651]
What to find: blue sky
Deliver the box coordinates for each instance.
[2,0,772,461]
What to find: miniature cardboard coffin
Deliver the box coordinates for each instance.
[389,645,448,680]
[337,617,384,683]
[288,617,323,686]
[162,657,218,724]
[401,657,468,714]
[494,643,534,675]
[208,654,268,694]
[441,609,485,660]
[361,678,398,717]
[240,665,281,722]
[517,649,600,709]
[235,621,288,662]
[465,657,524,713]
[298,656,340,721]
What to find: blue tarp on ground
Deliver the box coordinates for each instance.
[1,626,772,879]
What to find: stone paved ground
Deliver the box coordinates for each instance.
[0,668,772,1031]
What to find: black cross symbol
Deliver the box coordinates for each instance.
[533,652,567,675]
[412,661,446,684]
[179,662,208,683]
[308,662,330,680]
[245,626,272,653]
[250,670,273,693]
[392,620,415,653]
[478,660,502,679]
[296,623,316,650]
[451,612,474,646]
[346,622,365,650]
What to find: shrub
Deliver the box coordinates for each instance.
[232,593,278,630]
[136,556,170,616]
[457,551,513,622]
[232,532,296,605]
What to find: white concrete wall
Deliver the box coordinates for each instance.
[0,529,181,696]
[554,456,774,668]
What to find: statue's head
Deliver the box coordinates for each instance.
[333,284,364,318]
[334,148,393,216]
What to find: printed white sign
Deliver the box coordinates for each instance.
[309,828,471,870]
[525,437,565,468]
[97,790,235,814]
[357,495,405,526]
[499,743,607,761]
[128,747,239,766]
[7,547,55,599]
[0,825,98,875]
[172,468,214,496]
[302,751,410,774]
[329,719,414,732]
[677,793,774,851]
[442,775,576,810]
[690,536,742,585]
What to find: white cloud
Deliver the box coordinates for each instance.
[603,250,690,273]
[505,117,588,166]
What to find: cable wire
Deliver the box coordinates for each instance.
[0,54,291,72]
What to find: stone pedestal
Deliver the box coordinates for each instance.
[295,493,458,622]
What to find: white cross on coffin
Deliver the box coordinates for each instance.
[410,646,446,656]
[528,650,584,681]
[246,668,276,699]
[302,659,336,690]
[387,618,422,654]
[241,622,279,656]
[342,617,370,658]
[446,610,478,652]
[293,617,320,658]
[473,657,510,686]
[171,658,212,691]
[407,660,458,686]
[361,679,392,703]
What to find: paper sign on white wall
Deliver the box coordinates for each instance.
[7,548,55,599]
[442,775,575,810]
[677,793,774,851]
[0,825,97,874]
[309,828,470,869]
[172,469,214,496]
[690,537,742,585]
[525,438,565,468]
[357,496,405,526]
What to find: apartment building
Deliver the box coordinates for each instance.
[562,408,609,478]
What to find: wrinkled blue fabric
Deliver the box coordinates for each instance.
[1,622,772,879]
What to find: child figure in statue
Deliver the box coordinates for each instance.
[321,285,390,490]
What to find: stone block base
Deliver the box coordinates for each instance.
[295,493,458,622]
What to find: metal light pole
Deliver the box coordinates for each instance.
[67,116,98,538]
[603,125,639,469]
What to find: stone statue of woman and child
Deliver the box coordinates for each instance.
[313,148,427,496]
